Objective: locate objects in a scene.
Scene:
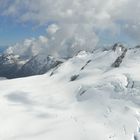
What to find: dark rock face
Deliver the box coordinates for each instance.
[0,53,63,79]
[135,45,140,49]
[112,43,126,52]
[0,64,19,79]
[0,53,18,65]
[112,48,127,68]
[18,54,62,77]
[0,54,20,78]
[70,75,79,81]
[80,60,91,70]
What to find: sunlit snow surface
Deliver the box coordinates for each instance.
[0,48,140,140]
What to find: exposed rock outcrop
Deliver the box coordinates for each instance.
[112,44,127,68]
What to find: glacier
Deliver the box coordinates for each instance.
[0,44,140,140]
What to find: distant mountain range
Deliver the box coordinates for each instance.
[0,44,64,79]
[0,43,139,79]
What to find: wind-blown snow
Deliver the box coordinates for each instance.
[0,47,140,140]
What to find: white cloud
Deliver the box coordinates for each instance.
[2,0,140,56]
[46,24,99,58]
[47,24,60,35]
[6,36,49,58]
[2,0,140,32]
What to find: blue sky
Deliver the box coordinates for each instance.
[0,14,136,48]
[0,15,47,46]
[0,0,140,48]
[0,15,133,47]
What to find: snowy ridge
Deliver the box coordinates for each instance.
[0,44,140,140]
[18,54,63,77]
[0,51,63,79]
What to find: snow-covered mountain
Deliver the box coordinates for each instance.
[0,44,140,140]
[0,53,22,78]
[0,44,62,78]
[18,54,63,77]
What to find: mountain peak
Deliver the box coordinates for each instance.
[112,43,126,51]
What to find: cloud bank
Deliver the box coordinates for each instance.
[1,0,140,57]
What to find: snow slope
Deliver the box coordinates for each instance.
[0,46,140,140]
